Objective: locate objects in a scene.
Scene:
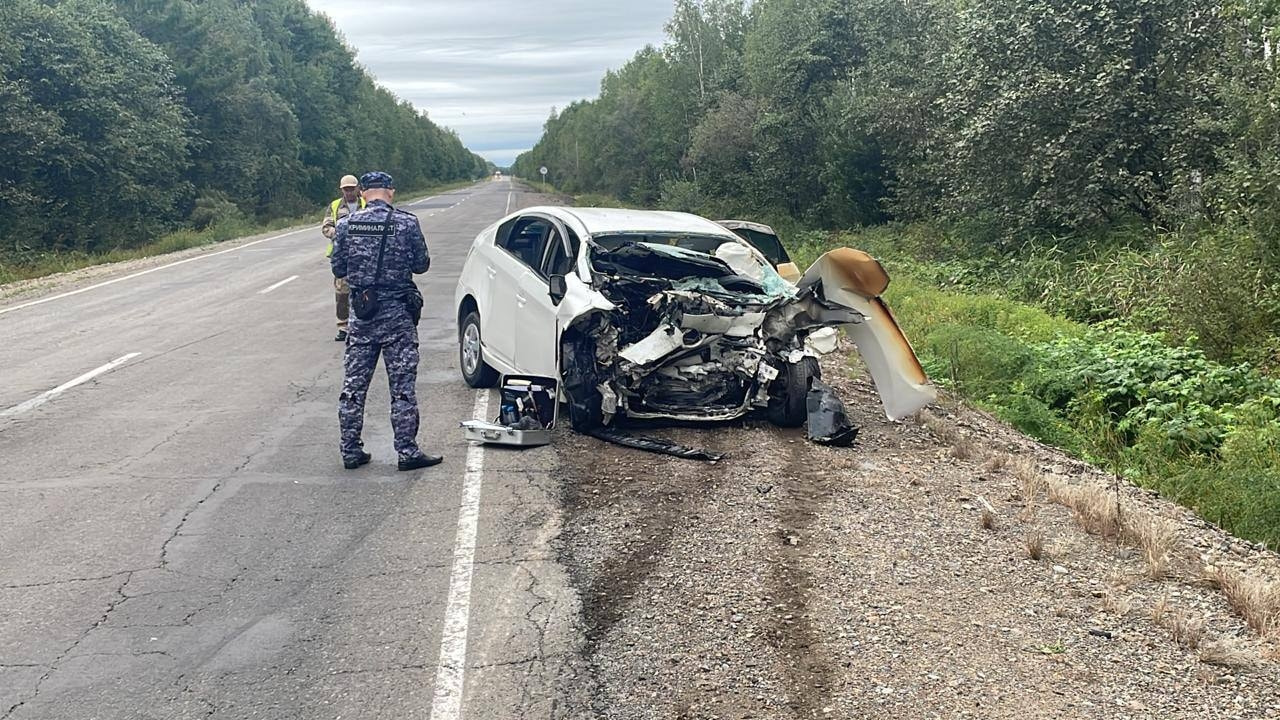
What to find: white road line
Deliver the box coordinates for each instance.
[430,389,490,720]
[1,353,141,418]
[0,227,311,317]
[258,275,299,295]
[505,192,513,214]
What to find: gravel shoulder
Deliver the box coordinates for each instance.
[553,342,1280,719]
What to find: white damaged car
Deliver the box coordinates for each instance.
[454,207,935,431]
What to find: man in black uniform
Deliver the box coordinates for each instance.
[330,171,442,471]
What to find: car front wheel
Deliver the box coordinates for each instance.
[459,310,499,388]
[767,356,820,428]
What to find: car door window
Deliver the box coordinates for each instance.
[494,217,518,247]
[497,217,551,270]
[542,226,580,279]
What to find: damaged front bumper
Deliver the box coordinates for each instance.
[557,242,936,432]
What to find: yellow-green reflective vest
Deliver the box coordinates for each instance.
[326,196,367,256]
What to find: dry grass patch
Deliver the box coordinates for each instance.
[1011,457,1045,500]
[1152,595,1170,625]
[920,411,976,460]
[1151,597,1207,651]
[980,508,997,531]
[1169,610,1207,650]
[1044,479,1177,578]
[919,410,953,440]
[980,454,1009,473]
[1124,513,1177,580]
[1214,568,1280,638]
[949,436,976,460]
[1100,590,1132,617]
[1049,480,1122,539]
[920,410,1280,647]
[1025,531,1045,560]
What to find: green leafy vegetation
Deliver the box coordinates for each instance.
[514,0,1280,544]
[0,0,489,271]
[0,181,473,286]
[513,0,1280,367]
[792,231,1280,547]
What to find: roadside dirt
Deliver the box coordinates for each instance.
[554,342,1280,719]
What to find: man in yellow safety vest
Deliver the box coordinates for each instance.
[322,175,367,341]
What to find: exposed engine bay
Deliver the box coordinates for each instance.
[557,234,935,433]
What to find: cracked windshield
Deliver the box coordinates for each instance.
[2,0,1279,718]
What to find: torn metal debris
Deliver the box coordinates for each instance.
[556,233,935,435]
[805,380,860,447]
[588,426,726,462]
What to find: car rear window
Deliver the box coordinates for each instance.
[593,233,740,255]
[727,227,791,266]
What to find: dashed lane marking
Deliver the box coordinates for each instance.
[0,228,312,318]
[430,389,490,720]
[1,353,141,418]
[258,275,299,295]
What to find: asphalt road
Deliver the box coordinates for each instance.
[0,180,585,719]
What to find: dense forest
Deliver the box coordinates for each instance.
[0,0,488,262]
[516,0,1274,233]
[516,0,1280,544]
[514,0,1279,363]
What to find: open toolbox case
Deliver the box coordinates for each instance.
[460,375,557,447]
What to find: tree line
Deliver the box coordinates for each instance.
[515,0,1278,238]
[515,0,1280,368]
[0,0,489,259]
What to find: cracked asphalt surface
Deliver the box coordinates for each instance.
[9,180,1277,719]
[0,180,586,719]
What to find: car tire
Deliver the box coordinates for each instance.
[561,331,604,431]
[459,310,499,388]
[767,356,820,428]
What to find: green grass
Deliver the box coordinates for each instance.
[572,192,641,209]
[0,179,481,286]
[797,229,1280,548]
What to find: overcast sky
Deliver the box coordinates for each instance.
[305,1,674,167]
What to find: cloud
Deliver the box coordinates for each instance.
[305,1,674,166]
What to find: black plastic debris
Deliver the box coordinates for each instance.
[512,415,544,431]
[588,427,726,462]
[806,380,859,447]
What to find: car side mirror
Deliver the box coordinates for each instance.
[548,274,568,305]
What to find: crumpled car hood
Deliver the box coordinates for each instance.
[556,240,935,428]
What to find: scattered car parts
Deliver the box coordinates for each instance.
[805,380,859,447]
[588,427,726,462]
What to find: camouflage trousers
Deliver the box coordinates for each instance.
[334,276,350,330]
[338,327,423,462]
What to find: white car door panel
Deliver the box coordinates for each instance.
[486,215,554,371]
[483,251,523,369]
[514,269,558,377]
[512,217,569,377]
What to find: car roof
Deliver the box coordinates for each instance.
[520,206,739,238]
[715,219,777,236]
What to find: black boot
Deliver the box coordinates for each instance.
[335,330,348,342]
[398,454,444,471]
[343,451,371,469]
